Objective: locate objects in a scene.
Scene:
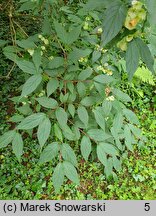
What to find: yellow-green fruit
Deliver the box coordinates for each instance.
[117,39,127,51]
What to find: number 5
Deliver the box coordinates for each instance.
[144,203,150,211]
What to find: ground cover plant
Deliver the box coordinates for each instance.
[0,0,156,197]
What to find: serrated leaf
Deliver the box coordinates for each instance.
[102,1,127,45]
[32,49,41,72]
[16,60,36,74]
[93,108,105,131]
[92,50,101,63]
[48,57,64,69]
[36,97,58,109]
[80,136,91,161]
[9,114,24,123]
[87,129,111,142]
[0,130,16,148]
[112,88,132,102]
[52,162,64,193]
[37,117,51,148]
[97,144,107,165]
[124,125,133,151]
[16,39,35,49]
[78,68,92,80]
[54,123,63,142]
[123,108,139,125]
[47,79,59,97]
[17,113,45,130]
[136,38,154,73]
[55,107,68,127]
[21,74,42,97]
[99,142,118,156]
[77,105,89,128]
[12,132,23,161]
[126,39,140,80]
[61,143,77,166]
[63,161,79,184]
[39,142,59,164]
[102,100,112,116]
[94,74,115,84]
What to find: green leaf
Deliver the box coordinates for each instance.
[77,82,86,98]
[112,112,123,132]
[16,39,35,49]
[80,136,92,161]
[48,57,64,69]
[81,96,97,107]
[0,130,16,148]
[102,100,112,116]
[36,97,58,109]
[123,108,139,125]
[94,74,115,84]
[47,79,59,97]
[126,39,140,80]
[52,162,64,193]
[9,114,24,123]
[54,123,63,142]
[136,38,154,73]
[68,48,92,62]
[39,142,59,164]
[68,26,81,44]
[112,88,132,102]
[32,49,41,72]
[21,74,42,97]
[98,142,118,156]
[102,1,127,45]
[77,105,89,128]
[93,108,105,131]
[97,144,107,165]
[0,39,8,47]
[16,60,36,74]
[55,107,68,127]
[63,161,79,184]
[68,104,75,117]
[113,156,121,171]
[78,68,92,81]
[128,124,142,139]
[17,113,45,130]
[87,129,111,142]
[37,117,51,148]
[124,125,133,151]
[92,50,101,63]
[12,132,23,161]
[61,143,77,166]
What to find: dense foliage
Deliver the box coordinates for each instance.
[0,0,155,193]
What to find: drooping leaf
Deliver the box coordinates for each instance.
[37,117,51,148]
[80,136,92,161]
[32,49,41,72]
[12,132,23,161]
[123,108,139,125]
[136,38,154,73]
[0,130,16,148]
[16,60,36,74]
[124,125,133,151]
[36,97,58,109]
[126,39,140,80]
[17,113,45,130]
[93,108,105,131]
[21,74,42,97]
[39,142,59,164]
[87,129,111,142]
[94,74,115,84]
[102,1,127,45]
[77,105,89,128]
[47,79,59,97]
[63,161,80,184]
[112,88,132,102]
[61,143,77,166]
[54,123,63,142]
[97,143,107,166]
[92,50,101,63]
[98,142,118,156]
[68,104,75,117]
[102,100,112,116]
[55,107,68,127]
[52,162,64,193]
